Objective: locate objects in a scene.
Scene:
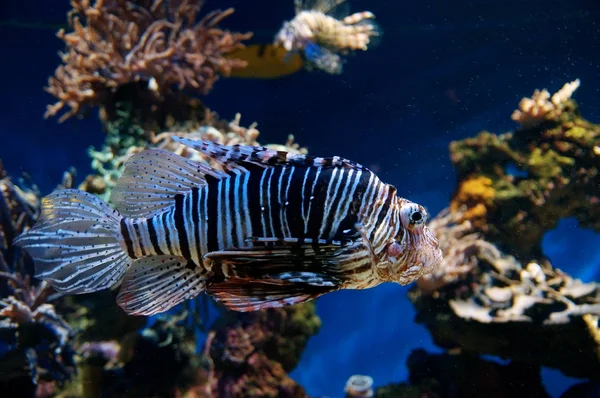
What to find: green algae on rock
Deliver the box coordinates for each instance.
[449,80,599,261]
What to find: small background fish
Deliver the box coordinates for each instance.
[274,0,381,74]
[225,43,305,79]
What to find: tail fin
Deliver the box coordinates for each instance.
[14,189,132,294]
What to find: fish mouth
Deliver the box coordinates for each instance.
[420,227,443,273]
[393,226,443,283]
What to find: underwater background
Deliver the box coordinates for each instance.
[1,0,600,397]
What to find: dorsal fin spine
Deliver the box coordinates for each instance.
[171,137,369,171]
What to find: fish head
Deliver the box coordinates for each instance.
[274,21,298,52]
[378,199,443,285]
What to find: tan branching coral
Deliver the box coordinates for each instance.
[511,79,581,127]
[46,0,252,122]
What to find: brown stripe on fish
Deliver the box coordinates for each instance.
[318,166,345,239]
[137,219,158,256]
[146,217,163,255]
[228,168,251,249]
[324,168,365,240]
[246,165,264,239]
[223,176,235,249]
[334,171,374,241]
[196,186,210,262]
[362,181,393,242]
[132,222,146,256]
[155,212,171,255]
[221,176,232,249]
[205,173,221,253]
[371,185,398,248]
[238,170,253,248]
[225,168,250,250]
[268,166,285,239]
[182,188,201,266]
[164,210,181,256]
[279,165,294,238]
[283,165,308,241]
[301,166,322,240]
[174,193,192,261]
[120,218,136,258]
[305,167,331,241]
[190,187,201,264]
[260,167,276,240]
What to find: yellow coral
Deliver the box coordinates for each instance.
[451,176,495,221]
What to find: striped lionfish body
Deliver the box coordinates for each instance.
[15,138,442,316]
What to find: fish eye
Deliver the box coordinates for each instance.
[411,210,424,224]
[400,203,426,228]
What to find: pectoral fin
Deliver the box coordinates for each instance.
[203,242,344,276]
[207,277,337,312]
[203,243,343,311]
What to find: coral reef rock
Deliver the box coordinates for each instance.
[0,163,76,397]
[375,349,550,398]
[207,302,321,398]
[449,79,599,260]
[410,209,600,379]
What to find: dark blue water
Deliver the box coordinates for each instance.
[1,1,599,396]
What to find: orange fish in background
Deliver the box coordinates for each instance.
[225,43,305,79]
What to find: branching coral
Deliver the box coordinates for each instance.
[46,0,252,122]
[449,79,600,260]
[511,79,581,128]
[0,163,40,276]
[0,164,76,395]
[409,207,600,379]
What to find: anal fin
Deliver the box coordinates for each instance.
[116,255,207,316]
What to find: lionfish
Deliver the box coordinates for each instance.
[275,0,381,74]
[15,139,442,316]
